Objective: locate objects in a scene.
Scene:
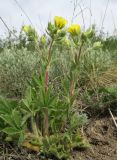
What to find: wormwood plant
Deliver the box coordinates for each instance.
[0,48,40,97]
[0,16,104,159]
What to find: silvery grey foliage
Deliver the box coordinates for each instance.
[0,48,40,97]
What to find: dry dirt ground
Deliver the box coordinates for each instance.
[0,117,117,160]
[74,117,117,160]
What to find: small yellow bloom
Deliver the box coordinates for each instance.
[68,24,81,35]
[54,16,67,29]
[22,25,31,33]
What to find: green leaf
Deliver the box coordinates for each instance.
[18,132,25,145]
[21,99,32,113]
[0,118,5,131]
[12,110,22,128]
[0,114,14,127]
[0,96,16,114]
[25,87,33,105]
[2,127,21,135]
[38,88,45,107]
[21,113,32,126]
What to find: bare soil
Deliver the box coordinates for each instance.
[0,117,117,160]
[74,117,117,160]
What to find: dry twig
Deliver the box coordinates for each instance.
[108,108,117,129]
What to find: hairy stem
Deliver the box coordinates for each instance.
[45,70,49,93]
[43,108,49,136]
[77,41,84,62]
[48,39,54,64]
[31,116,40,138]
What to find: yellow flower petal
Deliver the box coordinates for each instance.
[54,16,67,29]
[22,25,31,33]
[68,24,81,35]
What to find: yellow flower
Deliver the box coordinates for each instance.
[22,25,31,33]
[68,24,81,35]
[54,16,67,29]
